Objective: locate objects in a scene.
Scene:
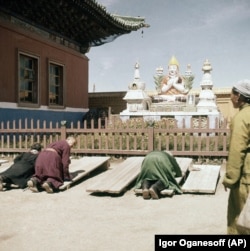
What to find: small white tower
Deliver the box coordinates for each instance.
[196,59,218,112]
[121,62,151,114]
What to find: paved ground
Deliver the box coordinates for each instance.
[0,160,228,251]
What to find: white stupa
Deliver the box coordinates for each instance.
[121,62,151,113]
[196,59,219,112]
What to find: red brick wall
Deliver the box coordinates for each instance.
[0,18,89,109]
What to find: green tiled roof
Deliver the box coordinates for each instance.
[0,0,149,52]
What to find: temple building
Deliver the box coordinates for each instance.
[0,0,149,126]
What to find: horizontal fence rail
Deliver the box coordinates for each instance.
[0,116,230,159]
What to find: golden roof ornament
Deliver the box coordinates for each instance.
[168,56,179,67]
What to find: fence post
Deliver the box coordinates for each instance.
[61,125,66,140]
[148,126,154,152]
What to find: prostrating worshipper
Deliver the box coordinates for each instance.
[27,136,76,193]
[134,151,183,199]
[0,143,42,191]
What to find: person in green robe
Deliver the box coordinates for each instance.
[222,79,250,235]
[134,151,183,199]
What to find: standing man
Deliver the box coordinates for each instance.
[28,136,76,193]
[223,79,250,234]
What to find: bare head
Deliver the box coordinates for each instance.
[30,143,42,154]
[66,136,76,147]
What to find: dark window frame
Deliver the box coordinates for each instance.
[17,51,40,108]
[48,60,65,108]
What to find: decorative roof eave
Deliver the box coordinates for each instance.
[0,0,149,53]
[111,14,149,30]
[83,0,149,30]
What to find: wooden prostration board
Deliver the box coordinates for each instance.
[181,165,221,194]
[174,157,194,184]
[134,157,193,196]
[86,157,145,194]
[59,156,110,190]
[0,159,9,166]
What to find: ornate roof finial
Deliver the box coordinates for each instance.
[202,59,212,72]
[156,66,164,76]
[168,55,179,68]
[134,62,140,80]
[185,64,192,76]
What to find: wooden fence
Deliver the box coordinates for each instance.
[0,116,230,159]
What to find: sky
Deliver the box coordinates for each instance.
[87,0,250,93]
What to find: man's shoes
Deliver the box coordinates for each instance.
[149,180,165,200]
[0,176,10,191]
[149,186,160,199]
[142,189,151,200]
[0,176,4,191]
[27,178,39,193]
[42,182,54,194]
[141,179,151,200]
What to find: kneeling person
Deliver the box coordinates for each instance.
[134,151,183,199]
[0,143,42,191]
[27,137,76,193]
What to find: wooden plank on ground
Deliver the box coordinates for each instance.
[0,162,13,173]
[181,165,221,194]
[0,159,8,165]
[134,157,193,197]
[86,157,145,194]
[59,156,110,190]
[174,157,193,183]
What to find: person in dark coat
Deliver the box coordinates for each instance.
[27,136,76,193]
[0,143,42,191]
[134,151,183,199]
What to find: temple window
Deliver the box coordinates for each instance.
[18,52,39,106]
[49,62,64,107]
